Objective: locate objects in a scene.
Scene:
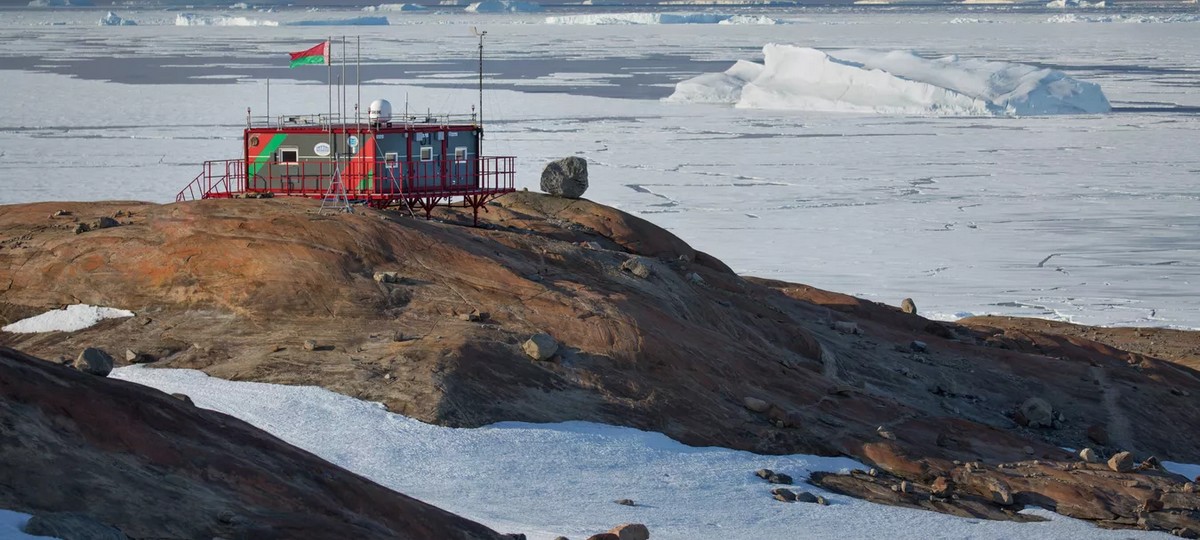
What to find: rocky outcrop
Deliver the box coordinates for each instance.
[2,195,1200,534]
[0,346,505,540]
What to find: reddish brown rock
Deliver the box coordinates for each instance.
[1109,452,1135,473]
[607,524,649,540]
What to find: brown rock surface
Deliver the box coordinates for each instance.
[0,346,504,540]
[3,194,1200,534]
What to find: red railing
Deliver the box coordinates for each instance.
[175,159,243,202]
[177,156,515,202]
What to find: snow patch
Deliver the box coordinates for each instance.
[465,0,543,13]
[1164,461,1200,482]
[98,11,136,26]
[2,304,134,334]
[667,45,1111,116]
[0,509,46,540]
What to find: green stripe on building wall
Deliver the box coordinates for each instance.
[248,133,288,178]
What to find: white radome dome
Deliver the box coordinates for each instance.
[368,99,392,123]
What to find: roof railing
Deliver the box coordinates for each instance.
[245,110,480,130]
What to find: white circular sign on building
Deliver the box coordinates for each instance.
[347,135,360,149]
[314,142,331,157]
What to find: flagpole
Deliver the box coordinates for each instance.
[327,36,333,175]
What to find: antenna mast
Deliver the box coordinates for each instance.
[472,27,486,137]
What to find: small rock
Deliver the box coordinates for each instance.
[876,426,896,441]
[767,473,793,485]
[554,537,571,540]
[985,477,1014,506]
[51,210,71,217]
[867,468,878,477]
[1080,448,1099,463]
[302,339,317,351]
[900,298,917,315]
[523,333,558,361]
[125,349,139,362]
[91,216,120,230]
[816,495,829,505]
[743,397,770,413]
[73,348,114,377]
[607,523,649,540]
[832,321,859,334]
[1023,446,1035,456]
[22,512,128,540]
[171,393,194,406]
[897,481,911,494]
[686,272,705,285]
[73,223,90,234]
[1141,456,1161,470]
[586,535,619,540]
[502,535,526,540]
[1018,397,1054,429]
[930,476,953,498]
[1139,498,1164,513]
[614,499,635,506]
[1173,528,1199,539]
[755,469,774,480]
[795,491,818,504]
[383,373,392,380]
[620,257,653,279]
[373,271,401,284]
[458,312,480,322]
[771,488,796,502]
[909,340,928,353]
[1108,451,1135,473]
[1183,482,1196,493]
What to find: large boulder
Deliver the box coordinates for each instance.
[540,157,588,199]
[73,348,113,377]
[608,523,649,540]
[1018,397,1054,428]
[523,333,558,361]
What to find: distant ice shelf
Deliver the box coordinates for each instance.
[666,44,1111,116]
[465,0,543,13]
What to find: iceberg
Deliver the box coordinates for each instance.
[1046,0,1105,7]
[98,11,136,25]
[362,3,426,11]
[175,13,279,26]
[465,0,543,12]
[667,45,1111,116]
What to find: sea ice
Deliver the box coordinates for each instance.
[2,304,135,334]
[174,13,279,26]
[545,12,744,24]
[362,3,426,11]
[289,16,390,26]
[668,45,1111,116]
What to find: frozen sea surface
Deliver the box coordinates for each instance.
[1,8,1198,328]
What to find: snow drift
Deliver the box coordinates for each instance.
[2,304,134,333]
[667,45,1111,116]
[545,12,778,24]
[465,0,542,13]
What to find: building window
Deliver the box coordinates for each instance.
[384,152,399,165]
[278,147,299,164]
[454,147,468,162]
[420,147,433,161]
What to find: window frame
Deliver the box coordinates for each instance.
[420,146,433,162]
[454,147,468,162]
[277,147,300,165]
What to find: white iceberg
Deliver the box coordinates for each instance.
[175,13,279,26]
[28,0,93,6]
[466,0,543,12]
[2,304,134,334]
[99,11,136,25]
[667,45,1111,116]
[363,3,426,11]
[718,14,780,24]
[1047,0,1105,7]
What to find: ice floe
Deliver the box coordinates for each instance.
[465,0,543,13]
[545,12,777,24]
[362,3,426,11]
[667,45,1111,116]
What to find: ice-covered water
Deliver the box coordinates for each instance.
[1,7,1198,328]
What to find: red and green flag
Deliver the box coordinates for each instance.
[288,41,329,68]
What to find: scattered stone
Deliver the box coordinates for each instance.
[1108,451,1135,473]
[816,495,829,505]
[607,523,649,540]
[768,472,793,485]
[867,468,878,477]
[540,156,589,199]
[896,481,911,494]
[302,339,317,351]
[984,477,1014,506]
[743,397,770,413]
[1141,456,1161,470]
[771,488,796,502]
[1171,388,1191,397]
[909,340,928,353]
[614,499,635,507]
[586,535,619,540]
[900,298,917,315]
[523,333,559,361]
[1087,424,1109,446]
[22,513,128,540]
[1173,527,1198,539]
[876,426,896,441]
[1080,448,1099,463]
[73,223,90,234]
[51,210,71,217]
[620,257,653,279]
[832,321,859,334]
[1018,397,1054,429]
[554,537,570,540]
[73,348,114,377]
[373,271,402,284]
[91,216,120,230]
[458,312,480,322]
[930,476,953,498]
[755,469,773,480]
[171,393,194,406]
[686,272,705,285]
[795,491,818,504]
[1183,482,1196,493]
[1023,446,1035,456]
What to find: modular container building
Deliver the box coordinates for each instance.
[177,100,516,224]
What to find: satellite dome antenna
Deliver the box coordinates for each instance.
[471,26,487,144]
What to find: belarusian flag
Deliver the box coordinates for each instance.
[289,41,329,68]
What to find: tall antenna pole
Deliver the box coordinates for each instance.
[327,37,333,168]
[472,27,487,156]
[356,35,361,129]
[265,77,270,125]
